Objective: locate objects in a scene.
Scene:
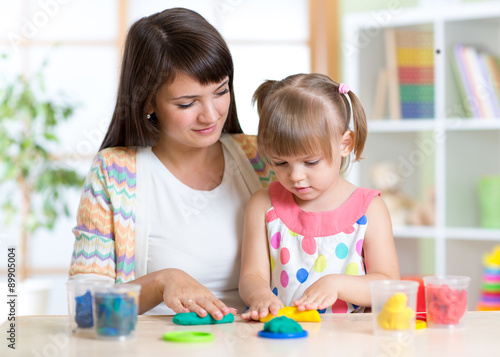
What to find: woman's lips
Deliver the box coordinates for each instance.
[194,124,217,134]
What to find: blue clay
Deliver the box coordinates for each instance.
[75,290,93,328]
[95,293,138,337]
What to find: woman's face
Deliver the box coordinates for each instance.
[150,72,230,149]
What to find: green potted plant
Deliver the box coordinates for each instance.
[0,56,85,312]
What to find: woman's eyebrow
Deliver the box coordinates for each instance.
[171,80,229,100]
[216,79,229,90]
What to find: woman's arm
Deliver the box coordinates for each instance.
[239,189,284,320]
[129,268,234,318]
[294,196,400,310]
[70,151,118,281]
[71,150,233,319]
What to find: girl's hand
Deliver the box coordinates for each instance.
[156,268,236,320]
[240,294,284,321]
[294,275,340,311]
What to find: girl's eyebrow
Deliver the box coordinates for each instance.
[170,79,229,100]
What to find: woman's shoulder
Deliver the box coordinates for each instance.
[97,146,138,159]
[91,147,139,175]
[225,133,257,152]
[95,147,138,165]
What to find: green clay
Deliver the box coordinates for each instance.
[263,316,304,333]
[173,312,234,325]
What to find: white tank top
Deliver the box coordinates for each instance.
[146,145,251,315]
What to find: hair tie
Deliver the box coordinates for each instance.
[338,83,350,94]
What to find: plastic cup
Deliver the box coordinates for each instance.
[66,279,113,334]
[93,284,141,340]
[370,280,419,335]
[423,275,470,329]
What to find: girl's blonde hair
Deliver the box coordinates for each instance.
[253,73,367,172]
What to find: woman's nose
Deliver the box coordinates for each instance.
[199,101,218,123]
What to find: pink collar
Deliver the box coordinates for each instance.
[268,182,380,237]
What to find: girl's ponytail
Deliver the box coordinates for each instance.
[252,80,278,116]
[346,90,367,162]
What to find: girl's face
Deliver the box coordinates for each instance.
[270,153,341,203]
[269,131,353,206]
[150,72,230,149]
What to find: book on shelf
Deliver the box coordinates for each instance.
[451,43,500,119]
[395,29,434,119]
[373,29,435,120]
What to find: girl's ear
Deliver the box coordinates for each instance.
[340,130,355,157]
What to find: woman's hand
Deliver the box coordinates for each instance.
[240,293,284,321]
[293,275,340,311]
[155,268,236,320]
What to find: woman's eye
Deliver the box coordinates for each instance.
[178,102,194,109]
[217,88,229,96]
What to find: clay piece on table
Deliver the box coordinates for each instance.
[263,316,304,333]
[173,312,234,325]
[260,306,321,323]
[258,316,308,339]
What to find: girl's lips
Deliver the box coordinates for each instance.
[194,124,217,134]
[293,186,311,194]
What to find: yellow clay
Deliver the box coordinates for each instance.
[260,306,321,323]
[377,293,415,330]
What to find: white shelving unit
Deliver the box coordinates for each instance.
[343,2,500,307]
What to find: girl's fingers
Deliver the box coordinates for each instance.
[269,303,281,316]
[317,296,336,310]
[259,307,271,318]
[250,309,261,320]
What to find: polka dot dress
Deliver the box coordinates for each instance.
[265,182,380,314]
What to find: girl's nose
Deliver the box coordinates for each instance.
[289,165,306,182]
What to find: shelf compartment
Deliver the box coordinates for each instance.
[445,130,500,228]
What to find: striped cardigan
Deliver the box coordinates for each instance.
[69,134,276,283]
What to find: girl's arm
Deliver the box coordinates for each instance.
[294,195,400,310]
[239,189,284,320]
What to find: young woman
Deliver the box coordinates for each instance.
[69,8,275,320]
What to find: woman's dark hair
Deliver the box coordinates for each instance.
[100,7,242,150]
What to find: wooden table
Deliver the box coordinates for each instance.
[2,312,500,356]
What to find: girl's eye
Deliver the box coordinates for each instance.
[273,161,287,167]
[217,88,229,96]
[306,160,320,166]
[178,102,194,109]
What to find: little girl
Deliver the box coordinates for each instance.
[239,73,400,321]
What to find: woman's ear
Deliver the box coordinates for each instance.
[340,130,354,157]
